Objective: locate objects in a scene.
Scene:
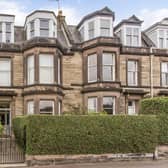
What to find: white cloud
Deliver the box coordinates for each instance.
[0,0,28,26]
[40,6,81,25]
[139,8,168,29]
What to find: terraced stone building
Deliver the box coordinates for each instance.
[0,6,168,131]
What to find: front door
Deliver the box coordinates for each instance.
[0,102,11,135]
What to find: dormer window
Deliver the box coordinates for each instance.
[100,19,110,36]
[126,27,139,46]
[88,21,95,39]
[30,21,35,38]
[40,19,49,37]
[25,11,57,40]
[6,23,12,43]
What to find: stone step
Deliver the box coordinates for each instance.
[0,163,27,168]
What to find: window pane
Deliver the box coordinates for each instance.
[101,29,110,36]
[40,19,49,29]
[133,28,139,35]
[0,32,2,42]
[128,61,138,86]
[39,55,54,84]
[126,27,132,35]
[128,61,137,71]
[103,97,115,115]
[0,59,11,86]
[88,97,97,112]
[88,21,94,39]
[100,19,110,28]
[103,66,113,81]
[0,23,2,32]
[103,53,113,65]
[40,101,54,114]
[80,27,84,41]
[6,32,11,43]
[133,36,139,46]
[159,30,164,37]
[159,38,164,48]
[88,54,97,82]
[27,56,34,85]
[58,57,61,84]
[27,101,34,115]
[6,23,11,32]
[126,35,131,46]
[40,29,49,37]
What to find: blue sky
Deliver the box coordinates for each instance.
[0,0,168,29]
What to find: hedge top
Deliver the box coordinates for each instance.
[140,97,168,115]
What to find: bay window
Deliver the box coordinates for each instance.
[88,97,97,113]
[100,19,110,36]
[0,59,11,86]
[88,54,97,82]
[39,100,54,115]
[103,53,115,81]
[27,101,34,115]
[103,97,115,115]
[127,60,138,86]
[161,62,168,86]
[40,19,49,37]
[39,54,54,84]
[27,55,34,85]
[88,21,95,39]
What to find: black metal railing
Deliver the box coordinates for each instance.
[0,127,25,164]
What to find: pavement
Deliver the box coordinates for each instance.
[30,160,168,168]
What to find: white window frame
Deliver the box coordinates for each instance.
[39,54,54,84]
[128,100,136,115]
[0,59,11,86]
[126,27,139,46]
[27,101,34,115]
[88,21,95,40]
[40,19,49,37]
[100,19,110,37]
[102,53,115,81]
[88,97,97,113]
[0,22,2,42]
[30,21,35,38]
[58,57,61,85]
[6,22,11,43]
[27,55,35,85]
[39,100,54,115]
[127,60,138,86]
[88,54,97,83]
[103,97,115,115]
[161,62,168,86]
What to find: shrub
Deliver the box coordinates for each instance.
[12,115,159,155]
[140,97,168,115]
[157,114,168,145]
[13,116,27,150]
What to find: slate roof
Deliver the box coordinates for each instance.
[114,15,143,31]
[77,7,115,28]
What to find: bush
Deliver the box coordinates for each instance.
[157,114,168,145]
[13,115,158,155]
[13,116,27,150]
[140,97,168,115]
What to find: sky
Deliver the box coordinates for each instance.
[0,0,168,29]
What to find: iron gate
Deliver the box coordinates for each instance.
[0,129,25,164]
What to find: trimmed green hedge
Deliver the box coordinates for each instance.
[157,114,168,145]
[141,97,168,115]
[13,116,27,150]
[13,115,158,155]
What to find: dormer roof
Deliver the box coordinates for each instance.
[144,18,168,33]
[77,6,115,29]
[114,15,143,31]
